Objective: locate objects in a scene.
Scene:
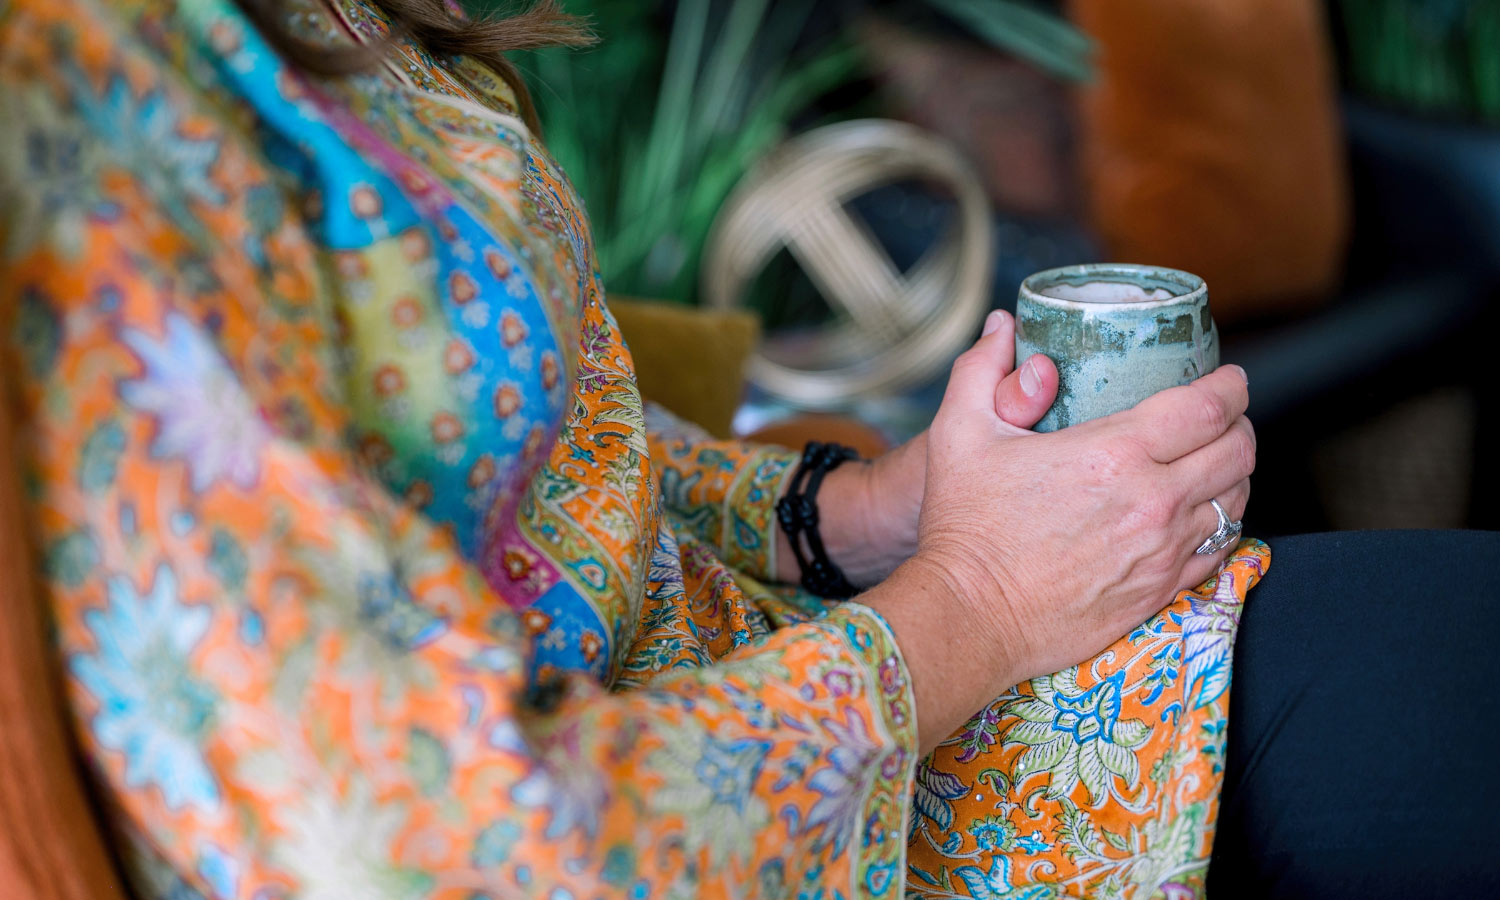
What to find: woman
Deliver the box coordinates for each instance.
[2,1,1493,898]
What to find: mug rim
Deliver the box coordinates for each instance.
[1019,263,1206,312]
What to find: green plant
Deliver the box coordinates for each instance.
[514,1,865,305]
[925,0,1093,83]
[471,0,1092,305]
[1335,0,1500,123]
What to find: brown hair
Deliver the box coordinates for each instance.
[233,0,594,129]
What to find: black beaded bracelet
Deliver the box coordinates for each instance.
[776,441,861,599]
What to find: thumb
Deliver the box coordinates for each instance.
[941,310,1016,416]
[995,353,1059,429]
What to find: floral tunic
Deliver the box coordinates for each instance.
[0,0,1268,898]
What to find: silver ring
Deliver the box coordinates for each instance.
[1195,498,1243,555]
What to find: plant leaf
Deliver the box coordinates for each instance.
[923,0,1096,82]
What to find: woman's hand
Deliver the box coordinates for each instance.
[860,310,1254,750]
[805,331,1061,588]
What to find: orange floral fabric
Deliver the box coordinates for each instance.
[907,544,1269,899]
[0,0,1268,898]
[0,0,916,897]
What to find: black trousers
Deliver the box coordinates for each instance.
[1207,530,1500,897]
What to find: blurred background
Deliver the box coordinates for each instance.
[484,0,1500,536]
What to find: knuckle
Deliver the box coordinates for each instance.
[1230,477,1252,509]
[1136,492,1177,530]
[1155,472,1192,514]
[1230,429,1257,475]
[1118,428,1158,462]
[1195,390,1231,433]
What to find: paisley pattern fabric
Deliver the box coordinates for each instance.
[0,0,1267,897]
[906,545,1269,900]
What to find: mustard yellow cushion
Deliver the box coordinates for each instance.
[608,297,760,439]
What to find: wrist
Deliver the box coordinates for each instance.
[864,437,924,559]
[903,548,1018,666]
[774,457,885,588]
[824,437,924,586]
[858,555,1022,752]
[771,436,926,589]
[817,461,884,585]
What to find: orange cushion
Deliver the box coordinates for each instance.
[1070,0,1350,322]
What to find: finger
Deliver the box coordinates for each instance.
[1193,477,1250,545]
[1127,365,1250,463]
[995,353,1058,429]
[1170,416,1257,505]
[941,310,1017,416]
[1177,477,1250,588]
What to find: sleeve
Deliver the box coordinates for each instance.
[645,402,801,583]
[1,26,918,900]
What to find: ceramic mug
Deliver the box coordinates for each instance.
[1015,263,1219,432]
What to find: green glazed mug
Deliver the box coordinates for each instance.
[1015,263,1219,432]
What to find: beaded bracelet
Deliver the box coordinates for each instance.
[776,441,861,599]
